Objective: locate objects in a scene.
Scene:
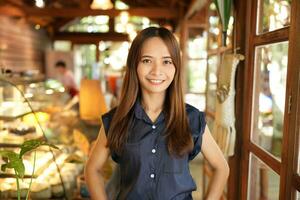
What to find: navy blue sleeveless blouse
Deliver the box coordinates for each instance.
[101,100,206,200]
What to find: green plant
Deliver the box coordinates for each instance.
[0,139,59,200]
[214,0,232,46]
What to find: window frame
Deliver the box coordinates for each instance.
[241,0,300,199]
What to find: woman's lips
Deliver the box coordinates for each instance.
[147,79,165,85]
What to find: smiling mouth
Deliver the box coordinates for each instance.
[148,79,165,84]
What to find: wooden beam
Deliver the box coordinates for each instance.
[170,0,177,8]
[187,22,207,28]
[189,3,207,23]
[76,0,92,9]
[26,16,52,26]
[175,0,207,32]
[48,0,91,32]
[185,0,208,19]
[0,5,25,16]
[0,5,52,28]
[135,0,154,7]
[5,0,24,7]
[18,7,178,19]
[51,18,80,32]
[53,32,129,43]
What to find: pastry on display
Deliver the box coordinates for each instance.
[0,181,12,199]
[50,175,64,197]
[30,182,52,199]
[9,181,29,199]
[0,130,24,144]
[9,124,36,135]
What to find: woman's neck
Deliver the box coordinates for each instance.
[140,92,165,113]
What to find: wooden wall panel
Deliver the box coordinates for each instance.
[0,16,50,73]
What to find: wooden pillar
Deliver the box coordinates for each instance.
[96,42,100,62]
[180,18,189,93]
[280,0,300,199]
[227,0,247,200]
[109,17,115,33]
[109,0,115,33]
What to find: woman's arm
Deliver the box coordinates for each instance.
[201,125,230,200]
[84,123,110,200]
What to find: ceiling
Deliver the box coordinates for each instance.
[0,0,198,30]
[0,0,208,42]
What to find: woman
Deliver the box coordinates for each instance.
[85,27,229,200]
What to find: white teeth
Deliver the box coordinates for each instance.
[149,79,163,83]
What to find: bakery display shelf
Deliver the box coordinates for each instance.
[0,111,34,121]
[0,136,44,148]
[0,143,21,148]
[0,108,43,121]
[0,74,45,86]
[0,148,62,179]
[34,150,65,177]
[0,174,35,179]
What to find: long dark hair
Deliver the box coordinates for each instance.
[107,27,193,157]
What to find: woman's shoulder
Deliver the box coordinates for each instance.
[101,107,118,134]
[185,104,207,160]
[185,103,205,116]
[185,103,206,134]
[102,107,118,119]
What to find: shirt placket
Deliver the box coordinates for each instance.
[149,123,158,181]
[149,122,160,200]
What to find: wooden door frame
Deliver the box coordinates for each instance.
[225,0,247,199]
[280,0,300,199]
[240,0,300,199]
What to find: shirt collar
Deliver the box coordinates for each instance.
[134,98,144,120]
[134,98,165,125]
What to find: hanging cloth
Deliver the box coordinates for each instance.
[213,53,244,156]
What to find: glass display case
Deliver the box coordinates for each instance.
[0,75,87,199]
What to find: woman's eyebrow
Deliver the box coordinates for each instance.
[140,55,172,59]
[141,55,152,58]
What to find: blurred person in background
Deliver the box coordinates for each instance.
[55,60,78,98]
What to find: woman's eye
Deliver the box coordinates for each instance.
[163,60,173,65]
[142,59,151,64]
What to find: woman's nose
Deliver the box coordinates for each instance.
[151,62,162,75]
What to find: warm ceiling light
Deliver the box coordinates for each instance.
[90,0,114,10]
[35,0,45,8]
[35,24,41,30]
[120,11,129,24]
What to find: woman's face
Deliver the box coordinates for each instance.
[137,37,176,96]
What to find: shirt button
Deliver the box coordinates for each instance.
[152,149,156,154]
[152,125,156,129]
[150,173,155,179]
